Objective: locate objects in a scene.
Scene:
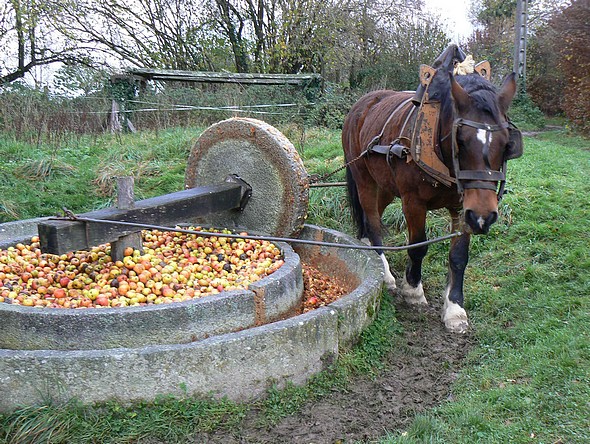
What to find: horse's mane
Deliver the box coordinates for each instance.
[441,74,503,124]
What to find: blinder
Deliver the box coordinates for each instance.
[452,118,523,200]
[505,121,524,160]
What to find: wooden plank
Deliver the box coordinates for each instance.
[411,100,452,187]
[38,182,245,255]
[125,69,321,85]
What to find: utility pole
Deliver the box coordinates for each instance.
[513,0,528,92]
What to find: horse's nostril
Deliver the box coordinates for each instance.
[487,211,498,226]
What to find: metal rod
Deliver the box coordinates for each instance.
[309,182,347,188]
[49,215,463,252]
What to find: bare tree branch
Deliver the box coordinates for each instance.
[0,0,92,85]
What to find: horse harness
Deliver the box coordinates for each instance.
[360,63,523,201]
[451,118,522,199]
[364,96,416,164]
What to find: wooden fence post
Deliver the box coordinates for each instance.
[111,177,143,261]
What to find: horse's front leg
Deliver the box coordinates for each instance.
[399,202,428,305]
[442,211,470,333]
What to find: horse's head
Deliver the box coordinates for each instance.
[449,72,522,235]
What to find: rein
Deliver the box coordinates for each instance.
[310,96,415,185]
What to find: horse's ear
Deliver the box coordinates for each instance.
[498,72,517,114]
[449,73,470,113]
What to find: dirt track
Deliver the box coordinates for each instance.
[190,294,473,444]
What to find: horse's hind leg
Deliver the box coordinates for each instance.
[398,200,428,305]
[357,187,397,291]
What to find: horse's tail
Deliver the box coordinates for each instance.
[346,166,365,239]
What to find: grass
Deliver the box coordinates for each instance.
[0,127,589,443]
[0,396,249,444]
[0,128,198,222]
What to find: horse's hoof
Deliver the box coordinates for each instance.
[399,279,427,305]
[442,302,469,334]
[384,278,397,292]
[444,318,469,334]
[379,253,397,291]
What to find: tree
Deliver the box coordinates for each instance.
[0,0,88,85]
[52,65,110,97]
[526,0,580,117]
[464,0,518,78]
[209,0,253,72]
[551,0,590,134]
[268,0,347,74]
[338,0,447,91]
[526,20,563,115]
[465,0,573,80]
[51,0,223,71]
[2,0,452,91]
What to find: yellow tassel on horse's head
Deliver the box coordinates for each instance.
[454,55,475,75]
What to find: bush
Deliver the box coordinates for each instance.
[0,82,110,142]
[552,0,590,136]
[508,91,546,130]
[307,83,358,129]
[0,78,323,142]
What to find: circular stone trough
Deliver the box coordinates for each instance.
[0,240,303,351]
[0,222,383,413]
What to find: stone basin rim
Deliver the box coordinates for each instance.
[0,219,304,351]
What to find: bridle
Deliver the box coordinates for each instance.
[451,117,521,201]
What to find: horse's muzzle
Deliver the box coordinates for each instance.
[464,209,498,235]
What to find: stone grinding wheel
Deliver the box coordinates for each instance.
[185,118,310,237]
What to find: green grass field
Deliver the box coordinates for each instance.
[0,127,588,443]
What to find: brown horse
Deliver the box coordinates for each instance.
[343,69,522,333]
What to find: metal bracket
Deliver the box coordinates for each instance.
[225,174,252,211]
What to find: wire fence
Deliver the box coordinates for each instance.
[0,82,350,142]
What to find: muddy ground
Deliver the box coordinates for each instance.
[192,295,474,444]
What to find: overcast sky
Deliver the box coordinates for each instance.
[424,0,475,42]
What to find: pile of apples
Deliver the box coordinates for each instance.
[302,263,348,312]
[0,227,284,309]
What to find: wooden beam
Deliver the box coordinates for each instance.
[125,69,321,85]
[38,182,246,255]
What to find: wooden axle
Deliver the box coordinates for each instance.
[38,177,251,255]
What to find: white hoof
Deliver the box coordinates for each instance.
[384,275,397,292]
[398,277,427,305]
[442,294,469,334]
[379,253,397,291]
